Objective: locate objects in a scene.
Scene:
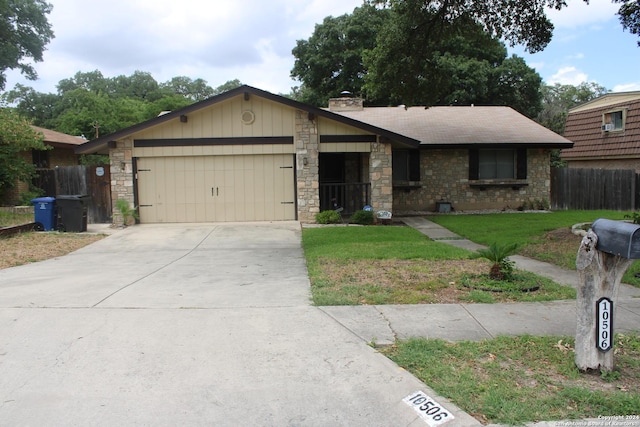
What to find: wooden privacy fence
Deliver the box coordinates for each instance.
[551,168,637,211]
[34,165,112,224]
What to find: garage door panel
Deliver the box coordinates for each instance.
[137,154,295,223]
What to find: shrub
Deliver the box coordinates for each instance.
[18,188,44,206]
[115,198,139,226]
[315,210,341,224]
[350,210,374,225]
[625,211,640,224]
[471,242,520,280]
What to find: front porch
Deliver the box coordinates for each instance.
[318,153,371,215]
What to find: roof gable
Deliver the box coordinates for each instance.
[569,91,640,113]
[76,85,419,154]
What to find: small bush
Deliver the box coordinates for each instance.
[18,188,44,206]
[625,211,640,224]
[315,210,341,224]
[349,210,374,225]
[115,199,139,226]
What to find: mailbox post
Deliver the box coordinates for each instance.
[575,218,639,372]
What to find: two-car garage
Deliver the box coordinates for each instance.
[135,154,296,223]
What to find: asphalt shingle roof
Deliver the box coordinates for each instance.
[331,106,572,147]
[32,126,87,147]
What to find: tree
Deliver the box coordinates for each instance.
[212,79,243,96]
[372,0,640,53]
[488,55,543,119]
[291,4,390,106]
[0,108,49,202]
[614,0,640,46]
[363,3,542,114]
[2,83,61,129]
[0,0,54,91]
[161,76,215,101]
[537,82,608,135]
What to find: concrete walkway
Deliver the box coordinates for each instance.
[323,217,640,347]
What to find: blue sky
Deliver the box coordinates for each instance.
[509,0,640,92]
[3,0,639,97]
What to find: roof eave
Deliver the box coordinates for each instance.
[75,85,420,154]
[421,142,574,149]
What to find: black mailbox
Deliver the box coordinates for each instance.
[591,218,640,259]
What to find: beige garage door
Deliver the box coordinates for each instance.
[136,155,295,223]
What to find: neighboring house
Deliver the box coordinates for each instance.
[5,126,86,204]
[562,91,640,171]
[76,85,572,224]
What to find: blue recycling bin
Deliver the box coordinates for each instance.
[31,197,56,231]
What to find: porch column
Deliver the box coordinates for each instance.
[295,110,320,223]
[370,139,393,212]
[110,138,134,226]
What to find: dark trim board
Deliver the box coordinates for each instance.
[320,135,377,143]
[134,136,294,148]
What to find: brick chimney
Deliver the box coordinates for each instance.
[328,91,364,112]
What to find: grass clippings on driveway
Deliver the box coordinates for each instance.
[382,334,640,426]
[0,231,105,270]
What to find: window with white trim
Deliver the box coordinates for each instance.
[602,109,626,132]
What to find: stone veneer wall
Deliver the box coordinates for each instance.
[370,140,393,212]
[295,110,320,223]
[393,148,551,213]
[109,139,134,225]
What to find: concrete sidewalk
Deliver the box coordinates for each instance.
[323,217,640,347]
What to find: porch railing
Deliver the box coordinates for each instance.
[319,182,371,215]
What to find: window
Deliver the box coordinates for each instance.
[469,148,527,180]
[602,109,626,132]
[32,149,49,169]
[392,150,420,182]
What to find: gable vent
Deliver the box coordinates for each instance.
[241,110,255,125]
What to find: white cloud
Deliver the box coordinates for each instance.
[547,0,619,29]
[3,0,364,95]
[548,66,589,85]
[613,83,640,92]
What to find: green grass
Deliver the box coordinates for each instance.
[0,211,33,227]
[426,210,627,247]
[302,226,470,260]
[427,210,640,287]
[302,226,575,305]
[382,334,640,425]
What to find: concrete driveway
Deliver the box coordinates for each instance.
[0,222,478,426]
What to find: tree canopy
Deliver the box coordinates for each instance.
[291,4,390,106]
[537,82,609,135]
[614,0,640,46]
[3,72,242,139]
[0,0,54,91]
[0,107,49,199]
[292,2,543,117]
[371,0,640,51]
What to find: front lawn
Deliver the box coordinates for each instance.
[302,226,574,305]
[383,334,640,425]
[426,210,640,287]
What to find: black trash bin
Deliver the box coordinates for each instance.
[56,195,90,232]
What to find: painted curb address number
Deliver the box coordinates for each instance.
[403,391,454,426]
[596,297,613,352]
